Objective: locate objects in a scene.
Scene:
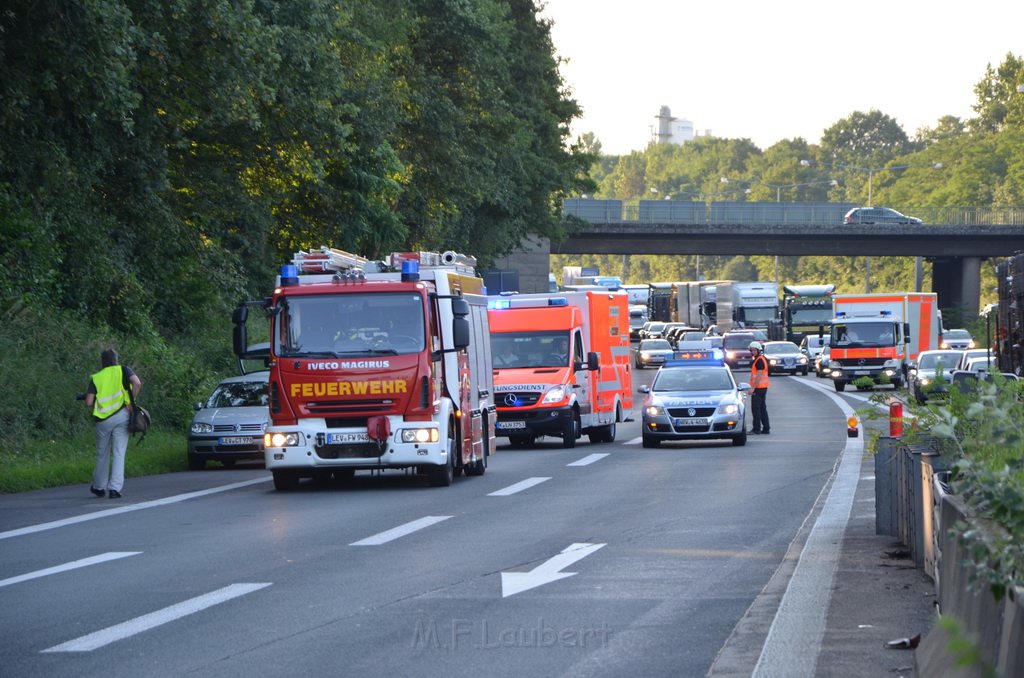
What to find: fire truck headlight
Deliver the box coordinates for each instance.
[191,422,214,434]
[542,386,568,404]
[265,432,301,447]
[401,428,439,443]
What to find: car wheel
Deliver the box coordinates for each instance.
[642,432,660,448]
[562,411,580,449]
[589,422,616,444]
[732,429,747,446]
[428,429,456,487]
[834,381,846,392]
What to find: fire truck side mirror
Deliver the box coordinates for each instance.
[450,297,470,350]
[904,322,911,343]
[586,351,599,371]
[232,305,248,358]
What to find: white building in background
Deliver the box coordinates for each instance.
[652,105,701,145]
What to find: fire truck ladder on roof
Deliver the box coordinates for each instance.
[292,247,369,274]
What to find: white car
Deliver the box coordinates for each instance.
[799,334,830,361]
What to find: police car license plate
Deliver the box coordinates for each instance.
[674,417,707,427]
[496,421,526,430]
[219,436,254,446]
[327,432,370,444]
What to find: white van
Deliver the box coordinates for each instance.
[799,334,830,360]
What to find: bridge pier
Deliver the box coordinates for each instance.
[931,256,982,327]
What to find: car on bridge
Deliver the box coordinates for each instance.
[843,207,923,225]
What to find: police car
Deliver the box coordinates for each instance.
[638,349,750,447]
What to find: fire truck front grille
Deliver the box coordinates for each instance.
[306,400,393,416]
[324,416,370,428]
[315,443,383,459]
[835,357,888,367]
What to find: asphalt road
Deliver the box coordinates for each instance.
[0,367,875,677]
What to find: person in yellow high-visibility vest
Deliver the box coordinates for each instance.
[83,349,142,498]
[748,341,770,435]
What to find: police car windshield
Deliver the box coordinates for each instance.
[653,367,733,392]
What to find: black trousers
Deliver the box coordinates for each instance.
[751,388,770,432]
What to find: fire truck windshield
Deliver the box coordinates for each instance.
[276,292,425,357]
[832,321,897,348]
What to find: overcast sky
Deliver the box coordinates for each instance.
[540,0,1023,155]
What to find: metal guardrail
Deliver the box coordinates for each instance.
[563,199,1024,227]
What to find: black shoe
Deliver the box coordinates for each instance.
[750,430,762,435]
[762,431,770,435]
[90,486,106,497]
[108,490,122,499]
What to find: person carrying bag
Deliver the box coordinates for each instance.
[83,348,143,499]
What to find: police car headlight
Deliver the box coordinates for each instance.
[542,386,569,404]
[401,428,439,443]
[266,432,301,447]
[645,404,665,417]
[191,422,214,434]
[717,403,739,415]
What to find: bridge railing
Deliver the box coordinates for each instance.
[562,199,1024,226]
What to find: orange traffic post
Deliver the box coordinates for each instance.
[889,399,903,437]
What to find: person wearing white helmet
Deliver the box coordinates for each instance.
[748,341,770,434]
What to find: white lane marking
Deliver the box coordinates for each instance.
[41,583,271,653]
[0,477,272,541]
[753,380,862,676]
[350,515,452,546]
[487,477,551,497]
[0,552,141,589]
[623,436,642,446]
[567,453,609,467]
[501,543,606,598]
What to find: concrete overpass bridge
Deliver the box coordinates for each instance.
[494,200,1024,321]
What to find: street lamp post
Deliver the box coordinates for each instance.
[800,160,943,206]
[719,176,839,202]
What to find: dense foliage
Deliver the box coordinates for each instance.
[0,0,591,450]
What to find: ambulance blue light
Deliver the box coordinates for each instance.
[401,260,420,282]
[488,299,511,310]
[835,311,847,317]
[547,297,568,306]
[879,310,892,316]
[280,264,299,286]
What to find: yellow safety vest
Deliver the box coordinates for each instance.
[750,355,771,390]
[92,366,130,420]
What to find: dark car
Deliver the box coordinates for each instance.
[635,339,674,369]
[721,332,756,370]
[188,371,269,470]
[843,207,922,225]
[940,329,975,351]
[762,341,810,375]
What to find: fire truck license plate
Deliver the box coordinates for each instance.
[219,436,254,446]
[674,417,707,427]
[327,432,370,444]
[496,421,526,430]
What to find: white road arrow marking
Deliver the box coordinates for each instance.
[501,542,606,598]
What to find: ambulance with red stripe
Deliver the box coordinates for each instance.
[487,291,633,448]
[826,292,940,392]
[232,248,495,490]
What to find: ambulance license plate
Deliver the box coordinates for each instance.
[219,436,254,446]
[854,370,871,376]
[674,417,707,427]
[327,432,370,444]
[496,421,526,430]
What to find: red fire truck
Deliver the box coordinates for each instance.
[233,247,496,490]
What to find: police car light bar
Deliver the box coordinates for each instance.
[663,348,726,367]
